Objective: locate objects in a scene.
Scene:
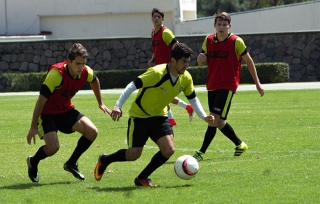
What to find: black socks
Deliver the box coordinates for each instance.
[199,126,217,153]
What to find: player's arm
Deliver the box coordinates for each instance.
[27,68,60,145]
[186,92,214,124]
[27,94,47,145]
[197,36,208,66]
[236,38,264,97]
[242,53,264,96]
[148,53,155,67]
[88,70,111,115]
[162,29,178,46]
[111,79,140,121]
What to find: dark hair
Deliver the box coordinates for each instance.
[170,43,194,61]
[151,8,164,18]
[68,43,89,61]
[214,12,231,24]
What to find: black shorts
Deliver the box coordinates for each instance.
[38,109,84,136]
[127,116,173,148]
[208,89,234,120]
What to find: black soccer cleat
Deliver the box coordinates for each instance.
[63,163,85,180]
[134,177,153,187]
[26,156,39,182]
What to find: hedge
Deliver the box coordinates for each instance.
[2,62,289,92]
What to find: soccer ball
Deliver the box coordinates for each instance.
[174,155,199,180]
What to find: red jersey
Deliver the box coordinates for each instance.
[42,61,89,114]
[151,26,173,65]
[206,34,242,93]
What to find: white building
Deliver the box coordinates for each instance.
[0,0,196,39]
[0,0,319,40]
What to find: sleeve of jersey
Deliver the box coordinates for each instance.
[162,29,176,46]
[188,97,207,120]
[235,37,247,56]
[137,67,156,87]
[115,81,137,109]
[85,66,96,83]
[40,68,63,98]
[201,35,209,53]
[183,72,195,97]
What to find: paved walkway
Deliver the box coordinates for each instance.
[0,82,319,96]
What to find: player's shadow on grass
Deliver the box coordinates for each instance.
[164,158,213,165]
[89,184,192,192]
[0,181,73,190]
[89,186,137,192]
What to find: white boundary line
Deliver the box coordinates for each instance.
[0,82,319,96]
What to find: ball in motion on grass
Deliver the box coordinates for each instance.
[174,155,199,180]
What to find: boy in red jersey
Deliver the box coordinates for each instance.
[193,12,265,161]
[26,43,111,182]
[148,7,194,126]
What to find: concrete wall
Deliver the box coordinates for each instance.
[0,31,319,91]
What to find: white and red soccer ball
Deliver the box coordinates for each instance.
[174,155,199,180]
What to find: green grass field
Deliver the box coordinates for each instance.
[0,88,319,203]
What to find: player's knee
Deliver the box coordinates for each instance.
[162,147,175,158]
[126,149,142,161]
[85,127,98,141]
[127,152,141,161]
[44,144,60,156]
[92,127,98,138]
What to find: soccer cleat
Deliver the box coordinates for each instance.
[63,163,85,180]
[134,177,153,187]
[193,151,204,162]
[94,153,108,181]
[186,104,195,122]
[26,156,39,182]
[234,142,248,156]
[168,118,177,126]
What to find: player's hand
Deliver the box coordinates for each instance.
[99,103,111,115]
[26,127,41,145]
[197,53,207,65]
[256,83,265,97]
[148,60,155,67]
[204,115,215,125]
[111,106,122,121]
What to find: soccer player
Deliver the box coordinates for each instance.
[26,43,111,182]
[94,43,214,186]
[148,7,194,126]
[193,12,265,161]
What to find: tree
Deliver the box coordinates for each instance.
[197,0,311,18]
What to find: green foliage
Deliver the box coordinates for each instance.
[197,0,311,18]
[241,62,289,83]
[2,62,288,92]
[83,69,146,90]
[3,72,46,92]
[0,89,319,203]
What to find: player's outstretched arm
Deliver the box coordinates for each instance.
[242,53,265,97]
[111,81,137,121]
[188,97,208,120]
[90,78,112,115]
[27,95,46,144]
[204,115,215,125]
[111,106,122,121]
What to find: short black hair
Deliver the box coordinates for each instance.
[68,43,89,61]
[214,12,231,24]
[170,43,194,61]
[151,8,164,18]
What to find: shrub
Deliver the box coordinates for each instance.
[2,62,288,92]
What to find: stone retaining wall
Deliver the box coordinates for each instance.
[0,31,319,91]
